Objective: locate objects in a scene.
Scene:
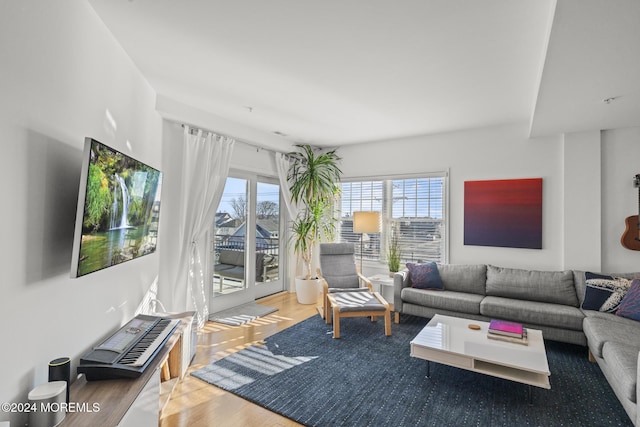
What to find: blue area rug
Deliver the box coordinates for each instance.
[192,314,632,426]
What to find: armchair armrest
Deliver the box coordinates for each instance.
[316,268,329,290]
[317,268,330,319]
[357,273,374,291]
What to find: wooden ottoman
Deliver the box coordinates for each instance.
[326,291,392,339]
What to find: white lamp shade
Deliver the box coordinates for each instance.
[353,211,381,233]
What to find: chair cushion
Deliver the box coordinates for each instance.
[214,263,235,272]
[332,292,386,313]
[319,243,360,289]
[217,266,244,280]
[324,274,360,289]
[254,252,265,282]
[329,288,370,294]
[407,262,443,290]
[319,242,355,255]
[218,250,244,266]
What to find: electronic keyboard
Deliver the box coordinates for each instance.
[78,314,181,381]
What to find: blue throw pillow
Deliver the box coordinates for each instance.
[581,272,631,312]
[407,262,443,290]
[616,279,640,321]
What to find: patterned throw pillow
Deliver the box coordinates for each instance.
[407,262,443,290]
[616,279,640,321]
[581,272,631,312]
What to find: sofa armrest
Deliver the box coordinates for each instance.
[393,270,410,317]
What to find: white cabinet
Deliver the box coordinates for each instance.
[118,369,160,427]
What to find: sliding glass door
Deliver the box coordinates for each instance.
[255,179,283,298]
[210,173,284,313]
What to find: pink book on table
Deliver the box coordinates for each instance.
[488,319,523,337]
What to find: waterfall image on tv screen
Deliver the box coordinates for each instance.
[71,138,162,277]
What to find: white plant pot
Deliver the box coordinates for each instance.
[295,277,320,305]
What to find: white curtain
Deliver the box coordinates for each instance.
[173,126,235,328]
[275,152,298,219]
[275,152,302,289]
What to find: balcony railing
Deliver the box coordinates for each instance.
[213,234,280,287]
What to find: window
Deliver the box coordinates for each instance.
[339,174,447,265]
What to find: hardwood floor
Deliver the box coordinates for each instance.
[160,292,318,427]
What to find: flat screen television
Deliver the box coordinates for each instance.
[71,137,162,278]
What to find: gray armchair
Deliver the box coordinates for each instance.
[317,243,373,320]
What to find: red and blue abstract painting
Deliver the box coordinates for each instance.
[464,178,542,249]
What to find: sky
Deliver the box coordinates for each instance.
[218,177,280,216]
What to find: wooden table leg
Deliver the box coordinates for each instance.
[384,308,392,336]
[333,305,340,339]
[326,301,332,325]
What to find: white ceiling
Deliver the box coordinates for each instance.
[88,0,640,148]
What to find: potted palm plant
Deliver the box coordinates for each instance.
[287,144,342,304]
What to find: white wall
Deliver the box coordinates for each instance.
[339,123,565,270]
[0,2,162,425]
[602,126,640,272]
[563,131,601,271]
[340,123,640,273]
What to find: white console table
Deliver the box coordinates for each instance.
[63,312,195,427]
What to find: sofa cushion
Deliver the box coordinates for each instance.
[437,264,486,295]
[480,296,584,330]
[218,250,244,266]
[217,266,245,280]
[582,309,640,324]
[581,272,631,313]
[583,315,640,358]
[214,263,235,272]
[407,262,443,290]
[601,341,639,403]
[401,288,483,315]
[616,279,640,321]
[486,265,578,306]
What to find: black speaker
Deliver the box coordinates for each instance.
[48,357,70,404]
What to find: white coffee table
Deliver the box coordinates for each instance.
[410,315,550,400]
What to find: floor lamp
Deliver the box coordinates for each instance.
[353,211,381,273]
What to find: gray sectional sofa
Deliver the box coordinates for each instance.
[393,264,640,425]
